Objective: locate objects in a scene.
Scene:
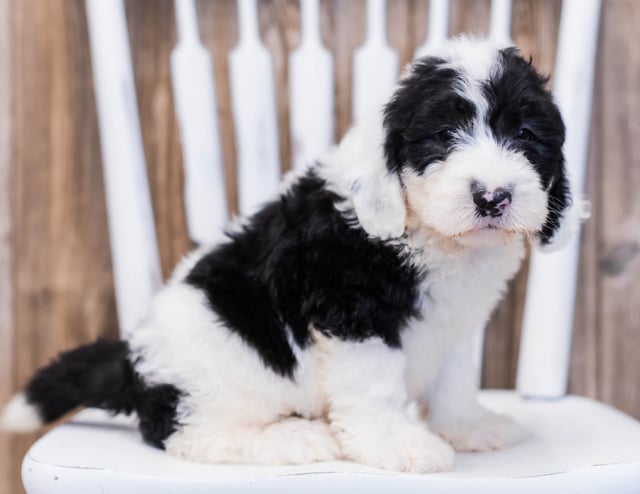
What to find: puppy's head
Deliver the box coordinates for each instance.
[352,38,574,248]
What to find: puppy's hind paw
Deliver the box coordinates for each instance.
[166,417,340,465]
[253,418,341,465]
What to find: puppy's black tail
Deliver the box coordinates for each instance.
[1,339,137,432]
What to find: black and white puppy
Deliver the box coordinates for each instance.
[2,38,585,473]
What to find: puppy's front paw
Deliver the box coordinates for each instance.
[337,419,455,473]
[431,412,527,452]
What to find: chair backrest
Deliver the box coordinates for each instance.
[84,0,601,399]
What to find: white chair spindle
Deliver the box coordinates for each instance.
[489,0,513,43]
[414,0,450,59]
[171,0,228,245]
[352,0,398,125]
[517,0,601,399]
[230,0,280,215]
[85,0,163,338]
[289,0,334,171]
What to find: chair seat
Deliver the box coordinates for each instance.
[22,390,640,493]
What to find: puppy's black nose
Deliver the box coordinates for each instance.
[471,181,512,217]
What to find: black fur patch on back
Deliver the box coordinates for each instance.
[186,171,422,378]
[25,339,182,449]
[483,47,569,243]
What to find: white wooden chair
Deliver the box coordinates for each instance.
[20,0,640,492]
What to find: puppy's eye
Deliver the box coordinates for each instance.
[516,127,538,142]
[405,127,455,144]
[434,128,455,141]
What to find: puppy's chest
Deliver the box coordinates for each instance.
[401,242,525,396]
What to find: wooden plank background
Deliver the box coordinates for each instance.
[1,1,639,492]
[1,0,12,491]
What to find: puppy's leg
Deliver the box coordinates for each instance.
[317,334,454,473]
[166,415,340,465]
[425,335,526,452]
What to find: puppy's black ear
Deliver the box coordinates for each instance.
[537,166,590,251]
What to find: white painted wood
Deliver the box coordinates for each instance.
[85,0,163,338]
[171,0,228,245]
[289,0,334,170]
[22,391,640,493]
[517,0,601,399]
[352,0,398,125]
[489,0,512,43]
[229,0,281,215]
[414,0,450,59]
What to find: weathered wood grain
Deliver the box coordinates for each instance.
[0,0,13,490]
[323,0,366,140]
[594,0,640,417]
[388,0,424,69]
[450,0,490,37]
[259,0,297,174]
[10,0,117,491]
[511,0,562,78]
[197,0,241,215]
